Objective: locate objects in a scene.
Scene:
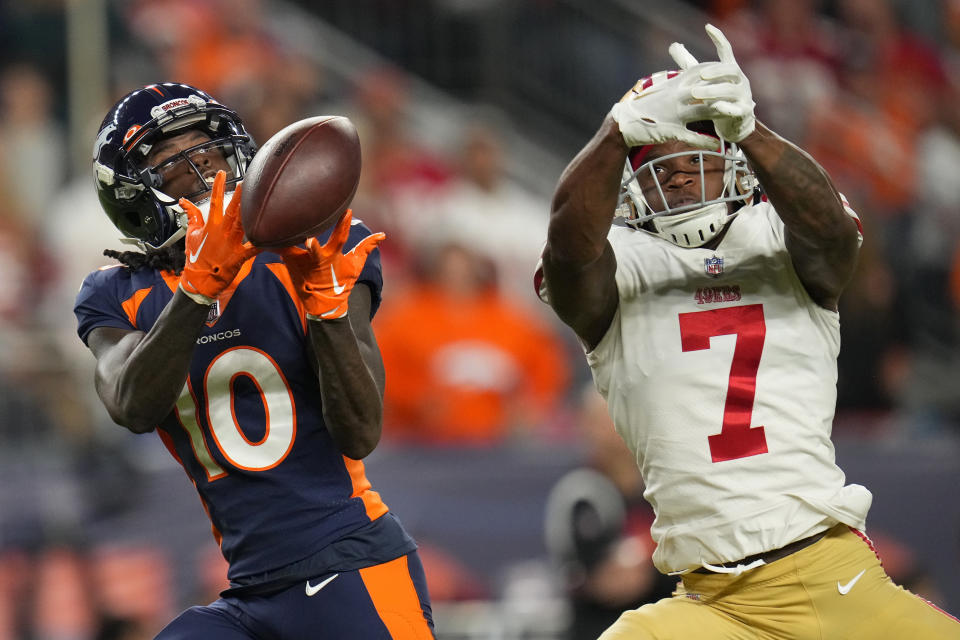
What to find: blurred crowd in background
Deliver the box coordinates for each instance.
[1,0,959,638]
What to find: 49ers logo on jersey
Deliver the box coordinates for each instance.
[695,285,741,305]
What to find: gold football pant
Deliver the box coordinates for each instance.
[598,524,959,639]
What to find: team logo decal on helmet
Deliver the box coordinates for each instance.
[92,83,257,251]
[122,124,143,146]
[93,123,117,160]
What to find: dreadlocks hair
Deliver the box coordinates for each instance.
[103,241,186,274]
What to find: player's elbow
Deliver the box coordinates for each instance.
[104,393,170,433]
[123,420,157,435]
[106,405,158,434]
[95,366,164,433]
[323,394,383,458]
[335,420,382,460]
[339,436,379,460]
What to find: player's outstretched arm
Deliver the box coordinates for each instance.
[306,286,385,460]
[542,116,623,350]
[737,122,858,310]
[544,66,715,349]
[279,211,386,459]
[672,24,858,310]
[86,171,260,433]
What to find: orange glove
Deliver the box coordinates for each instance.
[279,210,385,320]
[179,170,260,305]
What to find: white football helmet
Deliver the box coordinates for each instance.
[616,126,758,248]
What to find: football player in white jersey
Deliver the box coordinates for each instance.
[538,24,960,638]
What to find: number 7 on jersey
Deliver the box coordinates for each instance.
[678,304,769,462]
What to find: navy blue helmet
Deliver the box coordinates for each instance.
[92,83,256,250]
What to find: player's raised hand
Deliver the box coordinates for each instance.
[179,170,260,305]
[668,24,756,143]
[279,210,385,321]
[610,70,718,149]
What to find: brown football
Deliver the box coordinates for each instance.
[241,116,362,247]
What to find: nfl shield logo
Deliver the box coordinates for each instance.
[704,256,724,277]
[206,299,221,325]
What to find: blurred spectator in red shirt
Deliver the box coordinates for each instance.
[803,61,916,219]
[352,68,452,199]
[347,67,454,284]
[721,0,841,144]
[408,122,550,302]
[834,0,949,136]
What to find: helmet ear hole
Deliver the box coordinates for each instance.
[123,210,142,229]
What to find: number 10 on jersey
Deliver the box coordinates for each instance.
[679,304,769,463]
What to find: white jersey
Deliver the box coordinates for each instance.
[585,201,871,574]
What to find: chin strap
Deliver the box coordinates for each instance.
[117,226,187,253]
[641,202,736,248]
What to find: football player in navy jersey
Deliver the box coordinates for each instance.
[75,83,435,639]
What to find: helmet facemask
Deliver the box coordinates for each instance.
[142,137,245,203]
[123,121,250,250]
[133,133,248,248]
[93,85,256,252]
[616,139,757,248]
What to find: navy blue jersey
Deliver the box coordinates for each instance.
[74,220,412,583]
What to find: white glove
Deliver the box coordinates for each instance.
[668,24,756,143]
[610,70,719,149]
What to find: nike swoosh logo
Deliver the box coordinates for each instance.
[837,569,866,595]
[319,304,343,318]
[330,265,345,295]
[189,234,208,263]
[305,573,339,596]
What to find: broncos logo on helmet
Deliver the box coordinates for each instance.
[92,83,256,251]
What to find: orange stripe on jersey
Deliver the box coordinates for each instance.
[265,262,308,334]
[358,555,433,639]
[120,287,154,328]
[200,495,224,548]
[157,429,224,547]
[160,271,179,293]
[215,258,256,321]
[157,429,183,465]
[343,457,389,520]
